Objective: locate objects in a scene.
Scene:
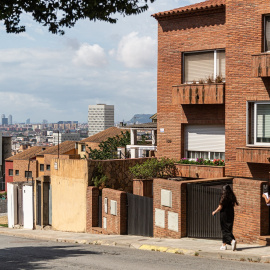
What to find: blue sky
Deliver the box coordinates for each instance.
[0,0,201,124]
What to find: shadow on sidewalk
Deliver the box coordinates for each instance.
[237,246,267,251]
[0,242,102,269]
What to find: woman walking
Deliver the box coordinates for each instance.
[212,184,239,251]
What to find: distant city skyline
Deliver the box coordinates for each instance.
[0,0,200,123]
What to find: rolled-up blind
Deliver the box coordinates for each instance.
[185,125,225,152]
[184,51,214,83]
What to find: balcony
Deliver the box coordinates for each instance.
[236,147,270,163]
[172,83,225,105]
[252,53,270,77]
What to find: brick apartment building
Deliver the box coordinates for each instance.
[152,0,270,243]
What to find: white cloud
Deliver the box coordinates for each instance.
[116,32,157,68]
[72,43,107,67]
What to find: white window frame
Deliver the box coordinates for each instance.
[186,151,225,161]
[264,15,270,52]
[183,49,225,84]
[254,101,270,146]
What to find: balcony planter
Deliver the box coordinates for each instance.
[172,83,225,105]
[236,147,270,163]
[252,53,270,77]
[175,163,225,178]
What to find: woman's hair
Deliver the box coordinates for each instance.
[220,184,239,206]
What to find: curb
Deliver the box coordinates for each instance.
[0,229,269,263]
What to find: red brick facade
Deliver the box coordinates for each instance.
[102,188,127,235]
[155,7,226,160]
[155,0,270,179]
[153,0,270,243]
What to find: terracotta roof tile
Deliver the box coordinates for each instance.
[6,146,47,161]
[81,127,129,143]
[152,0,225,18]
[38,140,76,155]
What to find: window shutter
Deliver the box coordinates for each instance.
[185,125,225,152]
[184,52,214,83]
[256,104,270,142]
[265,16,270,51]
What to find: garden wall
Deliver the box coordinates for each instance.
[88,158,150,193]
[176,164,225,179]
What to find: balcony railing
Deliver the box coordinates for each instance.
[236,147,270,163]
[252,53,270,77]
[172,83,225,105]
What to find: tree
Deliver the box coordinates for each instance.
[88,130,130,160]
[0,0,155,35]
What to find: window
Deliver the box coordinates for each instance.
[185,125,225,160]
[265,15,270,52]
[184,50,225,83]
[187,151,225,160]
[9,169,13,176]
[15,170,19,176]
[46,165,50,171]
[81,144,86,152]
[248,102,270,145]
[40,164,44,171]
[25,171,32,178]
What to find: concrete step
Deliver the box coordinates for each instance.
[258,235,270,246]
[91,227,103,234]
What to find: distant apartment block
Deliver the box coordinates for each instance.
[8,115,12,125]
[53,132,80,145]
[26,118,30,124]
[1,114,8,126]
[88,104,114,137]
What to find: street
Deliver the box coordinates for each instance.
[0,235,269,270]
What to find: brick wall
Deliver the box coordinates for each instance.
[133,179,153,198]
[153,177,233,239]
[88,158,150,193]
[86,186,99,233]
[102,188,127,235]
[225,0,270,179]
[5,161,13,191]
[233,178,269,244]
[176,164,225,178]
[153,178,186,238]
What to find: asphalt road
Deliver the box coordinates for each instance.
[0,235,269,270]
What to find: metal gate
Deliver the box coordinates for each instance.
[49,184,52,225]
[36,183,41,226]
[98,195,102,228]
[127,193,153,237]
[187,181,232,239]
[17,186,24,226]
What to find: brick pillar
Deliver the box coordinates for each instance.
[102,188,127,235]
[86,186,99,233]
[233,178,269,244]
[133,179,153,198]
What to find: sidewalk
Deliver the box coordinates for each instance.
[0,226,269,263]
